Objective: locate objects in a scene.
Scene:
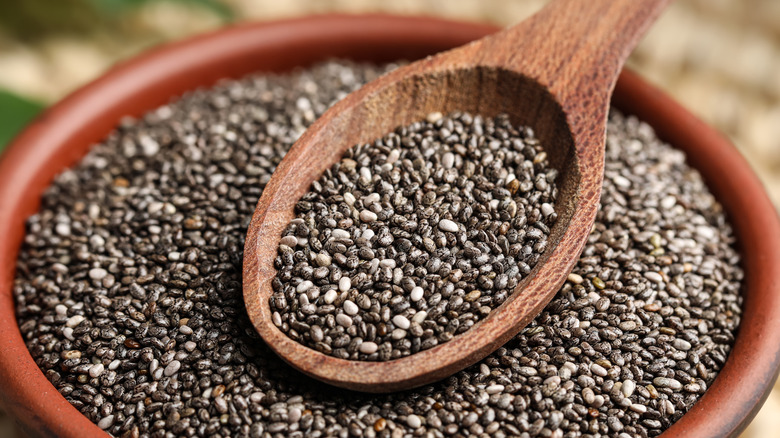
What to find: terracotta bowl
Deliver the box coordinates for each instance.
[0,15,778,438]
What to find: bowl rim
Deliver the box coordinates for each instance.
[0,13,778,438]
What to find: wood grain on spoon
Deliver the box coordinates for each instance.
[244,0,671,392]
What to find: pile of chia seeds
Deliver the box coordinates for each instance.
[14,61,742,438]
[271,111,557,361]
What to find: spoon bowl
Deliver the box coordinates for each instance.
[244,0,670,392]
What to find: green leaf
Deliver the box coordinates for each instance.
[0,90,45,152]
[179,0,235,21]
[88,0,235,21]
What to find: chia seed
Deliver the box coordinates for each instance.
[14,60,742,438]
[270,111,558,360]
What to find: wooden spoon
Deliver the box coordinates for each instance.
[244,0,670,392]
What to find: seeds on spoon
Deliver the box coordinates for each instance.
[271,111,559,360]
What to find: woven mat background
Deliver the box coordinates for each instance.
[0,0,777,436]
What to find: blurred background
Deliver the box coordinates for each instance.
[0,0,777,436]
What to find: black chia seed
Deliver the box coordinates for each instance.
[14,60,742,438]
[270,111,557,360]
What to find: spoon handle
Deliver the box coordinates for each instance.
[499,0,670,103]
